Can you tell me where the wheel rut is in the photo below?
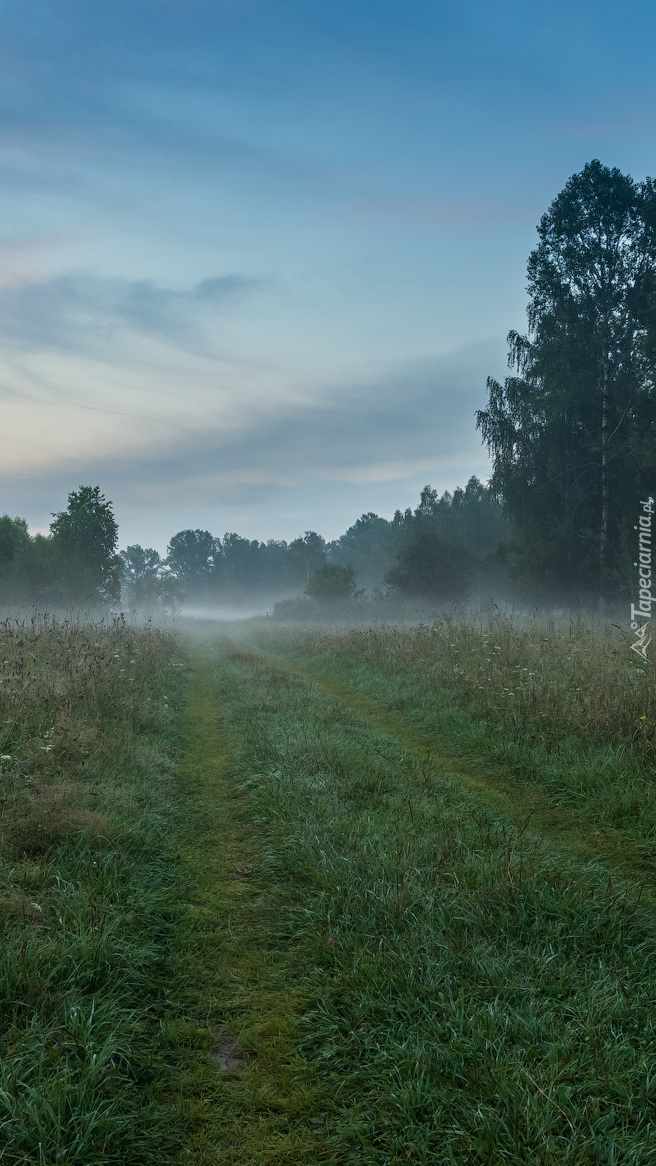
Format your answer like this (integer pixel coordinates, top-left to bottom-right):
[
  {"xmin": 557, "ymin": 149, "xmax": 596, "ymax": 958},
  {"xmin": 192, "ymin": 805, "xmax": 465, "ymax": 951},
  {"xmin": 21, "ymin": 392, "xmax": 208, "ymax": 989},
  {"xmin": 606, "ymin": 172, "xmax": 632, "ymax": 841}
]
[
  {"xmin": 225, "ymin": 638, "xmax": 656, "ymax": 903},
  {"xmin": 171, "ymin": 642, "xmax": 322, "ymax": 1165}
]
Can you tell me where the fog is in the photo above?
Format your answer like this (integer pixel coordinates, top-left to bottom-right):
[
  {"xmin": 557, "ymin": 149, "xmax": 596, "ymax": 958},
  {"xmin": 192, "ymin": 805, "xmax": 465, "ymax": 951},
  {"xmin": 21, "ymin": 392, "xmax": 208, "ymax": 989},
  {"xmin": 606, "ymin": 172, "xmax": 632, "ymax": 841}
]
[{"xmin": 180, "ymin": 603, "xmax": 275, "ymax": 623}]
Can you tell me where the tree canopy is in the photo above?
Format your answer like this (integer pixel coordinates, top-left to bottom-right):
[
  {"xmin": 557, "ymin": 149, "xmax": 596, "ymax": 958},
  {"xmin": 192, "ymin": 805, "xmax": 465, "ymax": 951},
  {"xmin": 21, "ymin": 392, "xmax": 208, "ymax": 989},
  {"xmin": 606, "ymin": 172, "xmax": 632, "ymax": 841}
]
[
  {"xmin": 477, "ymin": 160, "xmax": 656, "ymax": 602},
  {"xmin": 305, "ymin": 564, "xmax": 356, "ymax": 603},
  {"xmin": 50, "ymin": 486, "xmax": 122, "ymax": 605},
  {"xmin": 385, "ymin": 531, "xmax": 472, "ymax": 601}
]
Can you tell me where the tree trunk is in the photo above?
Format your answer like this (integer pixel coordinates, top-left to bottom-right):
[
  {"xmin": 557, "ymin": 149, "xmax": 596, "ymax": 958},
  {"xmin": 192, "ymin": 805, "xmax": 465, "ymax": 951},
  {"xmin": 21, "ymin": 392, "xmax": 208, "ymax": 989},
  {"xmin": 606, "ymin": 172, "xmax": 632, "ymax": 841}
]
[{"xmin": 599, "ymin": 358, "xmax": 609, "ymax": 607}]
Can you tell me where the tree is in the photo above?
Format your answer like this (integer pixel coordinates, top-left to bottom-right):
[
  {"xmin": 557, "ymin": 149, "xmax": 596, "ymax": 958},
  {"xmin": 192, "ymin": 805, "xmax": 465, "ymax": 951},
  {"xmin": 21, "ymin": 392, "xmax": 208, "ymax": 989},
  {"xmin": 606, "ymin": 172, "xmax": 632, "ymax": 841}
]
[
  {"xmin": 477, "ymin": 160, "xmax": 656, "ymax": 603},
  {"xmin": 385, "ymin": 531, "xmax": 472, "ymax": 601},
  {"xmin": 411, "ymin": 478, "xmax": 508, "ymax": 556},
  {"xmin": 0, "ymin": 517, "xmax": 32, "ymax": 603},
  {"xmin": 219, "ymin": 533, "xmax": 264, "ymax": 598},
  {"xmin": 330, "ymin": 513, "xmax": 402, "ymax": 589},
  {"xmin": 305, "ymin": 564, "xmax": 356, "ymax": 603},
  {"xmin": 120, "ymin": 545, "xmax": 164, "ymax": 610},
  {"xmin": 50, "ymin": 486, "xmax": 122, "ymax": 605},
  {"xmin": 0, "ymin": 516, "xmax": 30, "ymax": 572},
  {"xmin": 166, "ymin": 529, "xmax": 218, "ymax": 597},
  {"xmin": 289, "ymin": 531, "xmax": 326, "ymax": 582}
]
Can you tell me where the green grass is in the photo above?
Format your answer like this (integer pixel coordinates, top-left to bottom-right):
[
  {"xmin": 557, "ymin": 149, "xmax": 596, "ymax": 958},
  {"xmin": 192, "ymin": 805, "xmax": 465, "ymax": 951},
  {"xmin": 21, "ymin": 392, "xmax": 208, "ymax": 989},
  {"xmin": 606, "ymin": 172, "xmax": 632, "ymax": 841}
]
[
  {"xmin": 0, "ymin": 619, "xmax": 329, "ymax": 1164},
  {"xmin": 192, "ymin": 624, "xmax": 656, "ymax": 1163},
  {"xmin": 0, "ymin": 615, "xmax": 187, "ymax": 1164},
  {"xmin": 163, "ymin": 643, "xmax": 323, "ymax": 1164},
  {"xmin": 241, "ymin": 617, "xmax": 656, "ymax": 872},
  {"xmin": 4, "ymin": 612, "xmax": 656, "ymax": 1163}
]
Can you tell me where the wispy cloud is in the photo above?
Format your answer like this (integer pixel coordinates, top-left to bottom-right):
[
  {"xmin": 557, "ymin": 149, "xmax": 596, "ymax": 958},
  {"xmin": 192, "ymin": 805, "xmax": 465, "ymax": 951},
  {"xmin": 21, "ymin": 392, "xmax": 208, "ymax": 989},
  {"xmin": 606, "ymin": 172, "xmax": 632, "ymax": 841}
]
[
  {"xmin": 0, "ymin": 339, "xmax": 497, "ymax": 544},
  {"xmin": 0, "ymin": 271, "xmax": 260, "ymax": 354},
  {"xmin": 23, "ymin": 340, "xmax": 498, "ymax": 498}
]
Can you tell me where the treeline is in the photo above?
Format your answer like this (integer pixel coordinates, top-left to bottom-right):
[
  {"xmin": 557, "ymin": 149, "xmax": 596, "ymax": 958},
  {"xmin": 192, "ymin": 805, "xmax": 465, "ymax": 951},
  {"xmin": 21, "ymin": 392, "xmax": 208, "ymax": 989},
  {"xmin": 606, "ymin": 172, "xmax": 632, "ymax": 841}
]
[
  {"xmin": 0, "ymin": 477, "xmax": 508, "ymax": 611},
  {"xmin": 158, "ymin": 474, "xmax": 506, "ymax": 608}
]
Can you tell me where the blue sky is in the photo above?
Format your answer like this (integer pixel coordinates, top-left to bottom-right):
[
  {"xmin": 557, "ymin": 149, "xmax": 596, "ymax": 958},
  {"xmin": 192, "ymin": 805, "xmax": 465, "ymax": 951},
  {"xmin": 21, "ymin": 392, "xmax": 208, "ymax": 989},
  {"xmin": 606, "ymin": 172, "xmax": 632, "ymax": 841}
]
[{"xmin": 1, "ymin": 0, "xmax": 655, "ymax": 550}]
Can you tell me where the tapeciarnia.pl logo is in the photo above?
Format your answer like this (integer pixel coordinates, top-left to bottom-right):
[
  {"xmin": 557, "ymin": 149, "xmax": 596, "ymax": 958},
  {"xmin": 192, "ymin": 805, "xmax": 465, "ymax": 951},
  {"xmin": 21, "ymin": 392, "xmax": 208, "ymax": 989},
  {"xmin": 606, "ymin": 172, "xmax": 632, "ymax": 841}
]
[{"xmin": 630, "ymin": 499, "xmax": 653, "ymax": 661}]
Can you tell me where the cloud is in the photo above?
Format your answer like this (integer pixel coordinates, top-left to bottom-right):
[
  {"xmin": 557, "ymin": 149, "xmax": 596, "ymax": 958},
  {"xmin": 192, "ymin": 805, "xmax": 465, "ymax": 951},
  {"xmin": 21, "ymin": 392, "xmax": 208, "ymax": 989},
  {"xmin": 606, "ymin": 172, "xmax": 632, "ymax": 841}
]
[
  {"xmin": 0, "ymin": 336, "xmax": 500, "ymax": 546},
  {"xmin": 0, "ymin": 271, "xmax": 260, "ymax": 355},
  {"xmin": 27, "ymin": 340, "xmax": 498, "ymax": 500},
  {"xmin": 167, "ymin": 344, "xmax": 492, "ymax": 490}
]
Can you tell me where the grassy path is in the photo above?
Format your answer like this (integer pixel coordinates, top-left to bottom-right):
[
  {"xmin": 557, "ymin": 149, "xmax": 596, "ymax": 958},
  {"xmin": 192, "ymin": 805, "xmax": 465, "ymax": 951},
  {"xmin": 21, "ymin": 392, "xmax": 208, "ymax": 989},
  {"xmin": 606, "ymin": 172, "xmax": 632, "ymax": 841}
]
[
  {"xmin": 176, "ymin": 633, "xmax": 656, "ymax": 1164},
  {"xmin": 228, "ymin": 638, "xmax": 656, "ymax": 901},
  {"xmin": 169, "ymin": 643, "xmax": 322, "ymax": 1164}
]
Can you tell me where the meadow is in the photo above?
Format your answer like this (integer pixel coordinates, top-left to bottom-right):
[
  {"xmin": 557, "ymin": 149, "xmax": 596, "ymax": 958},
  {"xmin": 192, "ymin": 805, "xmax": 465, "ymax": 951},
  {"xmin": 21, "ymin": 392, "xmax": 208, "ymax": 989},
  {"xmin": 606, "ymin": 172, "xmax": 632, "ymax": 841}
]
[
  {"xmin": 0, "ymin": 615, "xmax": 187, "ymax": 1164},
  {"xmin": 1, "ymin": 611, "xmax": 655, "ymax": 1164}
]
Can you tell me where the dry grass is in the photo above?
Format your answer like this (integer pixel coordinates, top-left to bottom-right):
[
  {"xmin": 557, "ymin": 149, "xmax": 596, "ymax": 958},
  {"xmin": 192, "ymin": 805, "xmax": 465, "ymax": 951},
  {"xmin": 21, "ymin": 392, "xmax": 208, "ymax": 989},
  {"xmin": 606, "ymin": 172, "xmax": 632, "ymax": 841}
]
[{"xmin": 259, "ymin": 612, "xmax": 653, "ymax": 752}]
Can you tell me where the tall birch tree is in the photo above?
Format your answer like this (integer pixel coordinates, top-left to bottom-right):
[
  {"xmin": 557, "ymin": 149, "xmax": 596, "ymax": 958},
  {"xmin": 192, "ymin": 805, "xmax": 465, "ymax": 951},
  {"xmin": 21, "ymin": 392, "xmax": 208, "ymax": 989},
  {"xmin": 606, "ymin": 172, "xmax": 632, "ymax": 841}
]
[{"xmin": 477, "ymin": 160, "xmax": 656, "ymax": 603}]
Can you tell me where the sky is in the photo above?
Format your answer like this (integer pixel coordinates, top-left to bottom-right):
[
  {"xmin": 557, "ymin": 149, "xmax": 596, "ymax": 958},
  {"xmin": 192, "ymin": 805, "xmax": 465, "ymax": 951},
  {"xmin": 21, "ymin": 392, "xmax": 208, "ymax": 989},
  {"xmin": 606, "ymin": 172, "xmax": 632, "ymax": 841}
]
[{"xmin": 1, "ymin": 0, "xmax": 655, "ymax": 552}]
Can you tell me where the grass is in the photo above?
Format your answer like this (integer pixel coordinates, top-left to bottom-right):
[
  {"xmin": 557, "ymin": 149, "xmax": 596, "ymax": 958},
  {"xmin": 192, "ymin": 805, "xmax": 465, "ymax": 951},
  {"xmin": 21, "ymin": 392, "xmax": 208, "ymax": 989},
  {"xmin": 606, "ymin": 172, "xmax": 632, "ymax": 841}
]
[
  {"xmin": 0, "ymin": 620, "xmax": 327, "ymax": 1164},
  {"xmin": 0, "ymin": 614, "xmax": 186, "ymax": 1164},
  {"xmin": 195, "ymin": 618, "xmax": 656, "ymax": 1162},
  {"xmin": 162, "ymin": 642, "xmax": 323, "ymax": 1164},
  {"xmin": 242, "ymin": 615, "xmax": 656, "ymax": 869},
  {"xmin": 3, "ymin": 611, "xmax": 656, "ymax": 1163}
]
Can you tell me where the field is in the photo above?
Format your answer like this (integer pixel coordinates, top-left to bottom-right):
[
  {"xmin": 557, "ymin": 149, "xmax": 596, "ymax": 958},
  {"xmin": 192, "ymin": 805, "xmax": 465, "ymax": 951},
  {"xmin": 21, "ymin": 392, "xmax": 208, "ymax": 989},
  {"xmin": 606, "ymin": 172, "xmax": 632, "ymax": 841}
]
[{"xmin": 1, "ymin": 612, "xmax": 656, "ymax": 1163}]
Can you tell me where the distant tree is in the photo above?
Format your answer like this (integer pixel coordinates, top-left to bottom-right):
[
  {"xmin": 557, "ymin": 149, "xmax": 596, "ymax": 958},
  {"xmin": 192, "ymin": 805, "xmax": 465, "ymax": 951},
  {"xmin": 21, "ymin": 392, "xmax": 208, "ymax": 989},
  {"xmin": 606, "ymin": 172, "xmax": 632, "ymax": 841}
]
[
  {"xmin": 330, "ymin": 512, "xmax": 402, "ymax": 588},
  {"xmin": 0, "ymin": 516, "xmax": 30, "ymax": 572},
  {"xmin": 50, "ymin": 486, "xmax": 122, "ymax": 605},
  {"xmin": 212, "ymin": 534, "xmax": 300, "ymax": 601},
  {"xmin": 0, "ymin": 516, "xmax": 31, "ymax": 603},
  {"xmin": 412, "ymin": 478, "xmax": 507, "ymax": 554},
  {"xmin": 477, "ymin": 160, "xmax": 656, "ymax": 602},
  {"xmin": 157, "ymin": 571, "xmax": 185, "ymax": 612},
  {"xmin": 220, "ymin": 533, "xmax": 265, "ymax": 597},
  {"xmin": 306, "ymin": 563, "xmax": 356, "ymax": 603},
  {"xmin": 262, "ymin": 539, "xmax": 298, "ymax": 595},
  {"xmin": 385, "ymin": 531, "xmax": 472, "ymax": 601},
  {"xmin": 120, "ymin": 545, "xmax": 168, "ymax": 610},
  {"xmin": 325, "ymin": 483, "xmax": 509, "ymax": 597},
  {"xmin": 24, "ymin": 534, "xmax": 61, "ymax": 604},
  {"xmin": 289, "ymin": 531, "xmax": 327, "ymax": 581},
  {"xmin": 166, "ymin": 529, "xmax": 218, "ymax": 597}
]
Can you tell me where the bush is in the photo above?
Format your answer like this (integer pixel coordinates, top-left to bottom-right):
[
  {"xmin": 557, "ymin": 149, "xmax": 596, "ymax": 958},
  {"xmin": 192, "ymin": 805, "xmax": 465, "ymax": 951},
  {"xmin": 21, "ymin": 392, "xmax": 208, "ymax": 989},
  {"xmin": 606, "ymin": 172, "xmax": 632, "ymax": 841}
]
[{"xmin": 305, "ymin": 564, "xmax": 356, "ymax": 603}]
